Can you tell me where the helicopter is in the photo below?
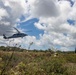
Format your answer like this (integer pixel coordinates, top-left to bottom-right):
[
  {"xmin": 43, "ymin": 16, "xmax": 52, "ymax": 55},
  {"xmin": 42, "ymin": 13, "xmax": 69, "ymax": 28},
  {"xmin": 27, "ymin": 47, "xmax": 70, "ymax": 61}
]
[{"xmin": 3, "ymin": 27, "xmax": 28, "ymax": 39}]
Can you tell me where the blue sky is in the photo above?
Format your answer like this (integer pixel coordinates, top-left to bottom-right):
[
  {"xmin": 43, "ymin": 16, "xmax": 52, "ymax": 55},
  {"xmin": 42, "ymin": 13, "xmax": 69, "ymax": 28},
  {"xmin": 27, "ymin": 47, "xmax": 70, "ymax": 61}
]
[
  {"xmin": 17, "ymin": 18, "xmax": 44, "ymax": 39},
  {"xmin": 67, "ymin": 19, "xmax": 75, "ymax": 25}
]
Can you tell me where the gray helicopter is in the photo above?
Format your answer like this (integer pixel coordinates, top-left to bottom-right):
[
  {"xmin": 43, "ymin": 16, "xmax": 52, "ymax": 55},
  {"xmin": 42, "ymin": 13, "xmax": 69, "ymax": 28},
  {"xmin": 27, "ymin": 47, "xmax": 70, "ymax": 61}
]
[{"xmin": 3, "ymin": 27, "xmax": 28, "ymax": 39}]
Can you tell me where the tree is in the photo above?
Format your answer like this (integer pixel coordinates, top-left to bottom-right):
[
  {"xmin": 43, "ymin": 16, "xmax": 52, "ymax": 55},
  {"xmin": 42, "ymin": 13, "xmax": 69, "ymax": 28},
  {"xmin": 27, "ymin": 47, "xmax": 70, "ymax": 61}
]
[
  {"xmin": 28, "ymin": 42, "xmax": 33, "ymax": 50},
  {"xmin": 75, "ymin": 47, "xmax": 76, "ymax": 53}
]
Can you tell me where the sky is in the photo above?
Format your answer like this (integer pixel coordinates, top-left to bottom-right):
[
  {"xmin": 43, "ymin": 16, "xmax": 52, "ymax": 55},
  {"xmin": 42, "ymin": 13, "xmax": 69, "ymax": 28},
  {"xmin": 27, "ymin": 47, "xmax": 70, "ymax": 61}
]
[{"xmin": 0, "ymin": 0, "xmax": 76, "ymax": 51}]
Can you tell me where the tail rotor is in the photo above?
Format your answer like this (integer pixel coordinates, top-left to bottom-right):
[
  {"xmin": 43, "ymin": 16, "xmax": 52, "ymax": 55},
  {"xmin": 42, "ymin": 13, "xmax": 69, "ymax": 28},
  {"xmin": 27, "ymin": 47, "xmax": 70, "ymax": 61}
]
[{"xmin": 3, "ymin": 34, "xmax": 8, "ymax": 39}]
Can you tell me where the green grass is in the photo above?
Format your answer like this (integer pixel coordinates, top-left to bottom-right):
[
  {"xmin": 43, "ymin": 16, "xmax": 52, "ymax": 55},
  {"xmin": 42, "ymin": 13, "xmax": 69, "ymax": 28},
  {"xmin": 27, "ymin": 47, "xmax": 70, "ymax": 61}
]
[{"xmin": 0, "ymin": 50, "xmax": 76, "ymax": 75}]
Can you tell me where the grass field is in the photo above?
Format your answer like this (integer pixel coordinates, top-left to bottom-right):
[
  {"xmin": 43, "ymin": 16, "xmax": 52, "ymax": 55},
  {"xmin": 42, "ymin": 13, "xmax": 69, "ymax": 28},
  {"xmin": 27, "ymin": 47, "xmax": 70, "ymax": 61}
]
[{"xmin": 0, "ymin": 49, "xmax": 76, "ymax": 75}]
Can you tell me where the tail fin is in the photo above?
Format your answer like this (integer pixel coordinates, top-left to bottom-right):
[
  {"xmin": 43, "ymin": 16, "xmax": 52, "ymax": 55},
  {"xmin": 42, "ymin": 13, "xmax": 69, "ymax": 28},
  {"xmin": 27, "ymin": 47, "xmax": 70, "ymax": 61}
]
[{"xmin": 3, "ymin": 34, "xmax": 8, "ymax": 39}]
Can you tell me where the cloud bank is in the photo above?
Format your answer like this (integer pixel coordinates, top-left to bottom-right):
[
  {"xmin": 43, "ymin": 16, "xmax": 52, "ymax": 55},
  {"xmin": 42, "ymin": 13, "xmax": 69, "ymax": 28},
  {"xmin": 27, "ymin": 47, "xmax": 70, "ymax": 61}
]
[
  {"xmin": 0, "ymin": 0, "xmax": 26, "ymax": 35},
  {"xmin": 0, "ymin": 0, "xmax": 76, "ymax": 51}
]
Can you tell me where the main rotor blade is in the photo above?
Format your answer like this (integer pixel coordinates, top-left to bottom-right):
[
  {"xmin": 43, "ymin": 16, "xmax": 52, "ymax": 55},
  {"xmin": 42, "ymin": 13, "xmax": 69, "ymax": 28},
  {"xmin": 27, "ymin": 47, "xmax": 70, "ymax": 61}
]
[{"xmin": 13, "ymin": 27, "xmax": 20, "ymax": 33}]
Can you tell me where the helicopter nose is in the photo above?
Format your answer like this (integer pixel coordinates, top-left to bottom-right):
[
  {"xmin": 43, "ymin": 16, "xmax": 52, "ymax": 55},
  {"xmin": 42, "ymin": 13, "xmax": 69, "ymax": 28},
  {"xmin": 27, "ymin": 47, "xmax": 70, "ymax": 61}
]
[{"xmin": 25, "ymin": 34, "xmax": 28, "ymax": 36}]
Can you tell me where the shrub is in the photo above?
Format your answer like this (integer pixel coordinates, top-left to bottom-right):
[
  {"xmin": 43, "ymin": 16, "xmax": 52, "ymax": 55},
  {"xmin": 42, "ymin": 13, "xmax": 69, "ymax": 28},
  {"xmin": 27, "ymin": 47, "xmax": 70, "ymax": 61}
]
[{"xmin": 42, "ymin": 57, "xmax": 67, "ymax": 75}]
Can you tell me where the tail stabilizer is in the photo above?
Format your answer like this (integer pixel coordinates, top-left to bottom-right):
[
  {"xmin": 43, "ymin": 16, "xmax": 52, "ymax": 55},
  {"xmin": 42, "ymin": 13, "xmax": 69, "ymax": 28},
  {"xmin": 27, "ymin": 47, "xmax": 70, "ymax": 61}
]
[{"xmin": 3, "ymin": 34, "xmax": 8, "ymax": 39}]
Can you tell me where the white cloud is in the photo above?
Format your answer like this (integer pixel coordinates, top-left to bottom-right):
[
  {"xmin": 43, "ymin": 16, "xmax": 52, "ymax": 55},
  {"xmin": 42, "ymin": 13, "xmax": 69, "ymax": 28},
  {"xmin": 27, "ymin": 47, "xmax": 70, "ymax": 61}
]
[
  {"xmin": 0, "ymin": 8, "xmax": 9, "ymax": 19},
  {"xmin": 27, "ymin": 0, "xmax": 76, "ymax": 51},
  {"xmin": 29, "ymin": 0, "xmax": 60, "ymax": 18},
  {"xmin": 34, "ymin": 22, "xmax": 46, "ymax": 30},
  {"xmin": 0, "ymin": 0, "xmax": 27, "ymax": 36}
]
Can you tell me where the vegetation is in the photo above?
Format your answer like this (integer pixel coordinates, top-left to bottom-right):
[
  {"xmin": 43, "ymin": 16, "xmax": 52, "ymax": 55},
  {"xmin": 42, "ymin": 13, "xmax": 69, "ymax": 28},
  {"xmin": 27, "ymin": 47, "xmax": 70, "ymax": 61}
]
[{"xmin": 0, "ymin": 46, "xmax": 76, "ymax": 75}]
